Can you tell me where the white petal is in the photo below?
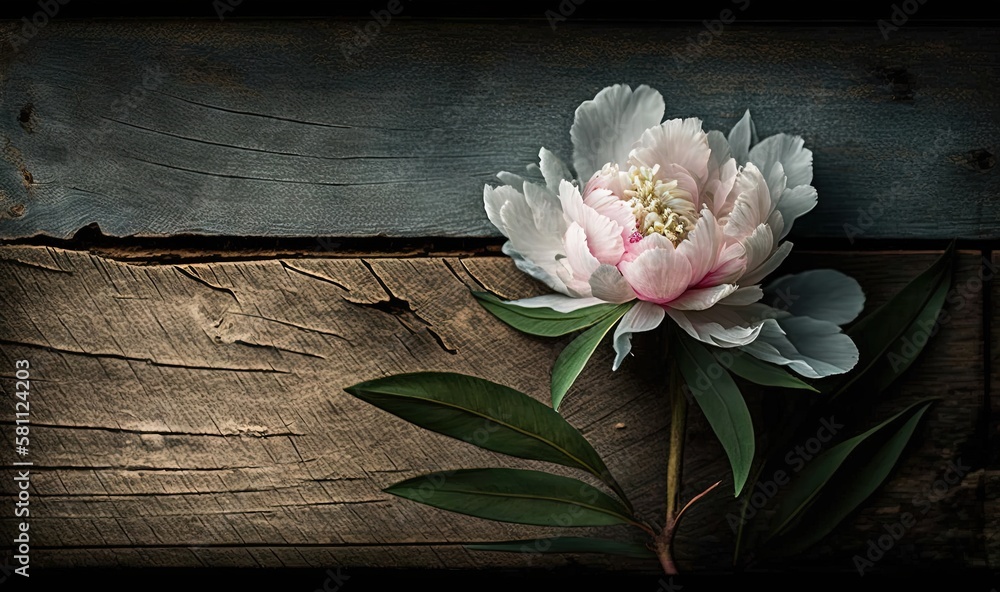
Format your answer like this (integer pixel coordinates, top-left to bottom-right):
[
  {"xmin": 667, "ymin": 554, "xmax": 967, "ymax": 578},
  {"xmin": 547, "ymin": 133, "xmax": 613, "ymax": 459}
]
[
  {"xmin": 539, "ymin": 148, "xmax": 573, "ymax": 193},
  {"xmin": 523, "ymin": 181, "xmax": 563, "ymax": 233},
  {"xmin": 502, "ymin": 242, "xmax": 567, "ymax": 295},
  {"xmin": 748, "ymin": 133, "xmax": 813, "ymax": 188},
  {"xmin": 589, "ymin": 264, "xmax": 637, "ymax": 303},
  {"xmin": 678, "ymin": 209, "xmax": 721, "ymax": 284},
  {"xmin": 707, "ymin": 129, "xmax": 733, "ymax": 169},
  {"xmin": 612, "ymin": 301, "xmax": 665, "ymax": 370},
  {"xmin": 666, "ymin": 284, "xmax": 738, "ymax": 311},
  {"xmin": 666, "ymin": 305, "xmax": 768, "ymax": 348},
  {"xmin": 724, "ymin": 163, "xmax": 772, "ymax": 239},
  {"xmin": 740, "ymin": 240, "xmax": 793, "ymax": 286},
  {"xmin": 496, "ymin": 171, "xmax": 526, "ymax": 193},
  {"xmin": 484, "ymin": 184, "xmax": 521, "ymax": 238},
  {"xmin": 719, "ymin": 285, "xmax": 763, "ymax": 306},
  {"xmin": 740, "ymin": 313, "xmax": 859, "ymax": 378},
  {"xmin": 499, "ymin": 187, "xmax": 570, "ymax": 293},
  {"xmin": 763, "ymin": 269, "xmax": 865, "ymax": 325},
  {"xmin": 559, "ymin": 223, "xmax": 601, "ymax": 296},
  {"xmin": 571, "ymin": 84, "xmax": 665, "ymax": 178},
  {"xmin": 764, "ymin": 161, "xmax": 787, "ymax": 206},
  {"xmin": 727, "ymin": 110, "xmax": 755, "ymax": 165},
  {"xmin": 630, "ymin": 118, "xmax": 712, "ymax": 183},
  {"xmin": 507, "ymin": 293, "xmax": 607, "ymax": 312},
  {"xmin": 775, "ymin": 185, "xmax": 818, "ymax": 240},
  {"xmin": 738, "ymin": 224, "xmax": 776, "ymax": 281}
]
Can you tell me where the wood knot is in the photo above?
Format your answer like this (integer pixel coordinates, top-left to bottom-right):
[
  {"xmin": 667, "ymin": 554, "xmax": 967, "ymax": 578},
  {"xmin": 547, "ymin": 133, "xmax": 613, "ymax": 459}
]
[
  {"xmin": 966, "ymin": 148, "xmax": 995, "ymax": 171},
  {"xmin": 882, "ymin": 65, "xmax": 914, "ymax": 101},
  {"xmin": 18, "ymin": 103, "xmax": 34, "ymax": 133}
]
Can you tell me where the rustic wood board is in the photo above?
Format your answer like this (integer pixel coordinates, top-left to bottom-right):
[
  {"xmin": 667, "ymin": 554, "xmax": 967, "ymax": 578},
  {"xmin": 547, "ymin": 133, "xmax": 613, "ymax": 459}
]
[
  {"xmin": 987, "ymin": 251, "xmax": 999, "ymax": 570},
  {"xmin": 0, "ymin": 247, "xmax": 986, "ymax": 571},
  {"xmin": 0, "ymin": 22, "xmax": 996, "ymax": 240}
]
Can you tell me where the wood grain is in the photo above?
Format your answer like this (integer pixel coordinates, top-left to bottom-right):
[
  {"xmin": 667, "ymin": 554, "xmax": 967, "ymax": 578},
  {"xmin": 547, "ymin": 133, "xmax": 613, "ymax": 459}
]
[
  {"xmin": 987, "ymin": 251, "xmax": 999, "ymax": 569},
  {"xmin": 0, "ymin": 247, "xmax": 986, "ymax": 571},
  {"xmin": 0, "ymin": 22, "xmax": 996, "ymax": 240}
]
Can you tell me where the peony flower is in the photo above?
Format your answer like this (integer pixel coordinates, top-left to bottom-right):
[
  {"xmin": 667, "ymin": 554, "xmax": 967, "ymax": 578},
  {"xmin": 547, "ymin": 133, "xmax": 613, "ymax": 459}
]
[{"xmin": 484, "ymin": 84, "xmax": 862, "ymax": 377}]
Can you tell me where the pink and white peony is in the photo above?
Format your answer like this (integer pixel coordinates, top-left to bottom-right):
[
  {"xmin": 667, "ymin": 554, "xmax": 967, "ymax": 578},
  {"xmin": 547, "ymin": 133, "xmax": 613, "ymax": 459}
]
[{"xmin": 484, "ymin": 84, "xmax": 862, "ymax": 377}]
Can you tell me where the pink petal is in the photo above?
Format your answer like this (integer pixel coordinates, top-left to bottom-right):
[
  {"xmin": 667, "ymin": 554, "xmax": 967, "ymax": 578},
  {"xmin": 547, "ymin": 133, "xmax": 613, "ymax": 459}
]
[
  {"xmin": 620, "ymin": 244, "xmax": 693, "ymax": 304},
  {"xmin": 677, "ymin": 209, "xmax": 721, "ymax": 285},
  {"xmin": 558, "ymin": 180, "xmax": 626, "ymax": 265}
]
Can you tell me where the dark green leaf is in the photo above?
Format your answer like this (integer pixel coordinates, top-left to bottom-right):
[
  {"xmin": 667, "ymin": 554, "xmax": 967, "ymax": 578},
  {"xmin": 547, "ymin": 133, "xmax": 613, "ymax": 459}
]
[
  {"xmin": 473, "ymin": 291, "xmax": 624, "ymax": 337},
  {"xmin": 674, "ymin": 334, "xmax": 755, "ymax": 496},
  {"xmin": 551, "ymin": 303, "xmax": 633, "ymax": 410},
  {"xmin": 385, "ymin": 468, "xmax": 638, "ymax": 527},
  {"xmin": 768, "ymin": 399, "xmax": 936, "ymax": 553},
  {"xmin": 865, "ymin": 277, "xmax": 951, "ymax": 394},
  {"xmin": 825, "ymin": 244, "xmax": 954, "ymax": 398},
  {"xmin": 717, "ymin": 350, "xmax": 819, "ymax": 392},
  {"xmin": 344, "ymin": 372, "xmax": 630, "ymax": 509},
  {"xmin": 466, "ymin": 537, "xmax": 655, "ymax": 559}
]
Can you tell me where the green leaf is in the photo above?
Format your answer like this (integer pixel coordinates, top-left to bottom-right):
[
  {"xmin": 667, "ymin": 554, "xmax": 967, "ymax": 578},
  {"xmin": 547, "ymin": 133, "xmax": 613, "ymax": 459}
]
[
  {"xmin": 551, "ymin": 303, "xmax": 633, "ymax": 410},
  {"xmin": 385, "ymin": 468, "xmax": 638, "ymax": 527},
  {"xmin": 864, "ymin": 275, "xmax": 951, "ymax": 394},
  {"xmin": 673, "ymin": 334, "xmax": 755, "ymax": 496},
  {"xmin": 768, "ymin": 399, "xmax": 936, "ymax": 553},
  {"xmin": 716, "ymin": 350, "xmax": 819, "ymax": 392},
  {"xmin": 466, "ymin": 537, "xmax": 655, "ymax": 559},
  {"xmin": 344, "ymin": 372, "xmax": 631, "ymax": 509},
  {"xmin": 473, "ymin": 291, "xmax": 624, "ymax": 337},
  {"xmin": 826, "ymin": 244, "xmax": 954, "ymax": 398}
]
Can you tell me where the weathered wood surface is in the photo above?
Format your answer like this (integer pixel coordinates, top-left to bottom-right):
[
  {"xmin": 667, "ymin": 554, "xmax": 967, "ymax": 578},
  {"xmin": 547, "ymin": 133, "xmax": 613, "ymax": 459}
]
[
  {"xmin": 0, "ymin": 247, "xmax": 987, "ymax": 570},
  {"xmin": 0, "ymin": 22, "xmax": 996, "ymax": 240},
  {"xmin": 987, "ymin": 252, "xmax": 1000, "ymax": 570}
]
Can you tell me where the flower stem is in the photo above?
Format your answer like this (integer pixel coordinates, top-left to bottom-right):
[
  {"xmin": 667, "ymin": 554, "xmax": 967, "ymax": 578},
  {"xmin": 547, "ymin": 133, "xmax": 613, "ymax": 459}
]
[
  {"xmin": 654, "ymin": 350, "xmax": 688, "ymax": 575},
  {"xmin": 665, "ymin": 358, "xmax": 687, "ymax": 522}
]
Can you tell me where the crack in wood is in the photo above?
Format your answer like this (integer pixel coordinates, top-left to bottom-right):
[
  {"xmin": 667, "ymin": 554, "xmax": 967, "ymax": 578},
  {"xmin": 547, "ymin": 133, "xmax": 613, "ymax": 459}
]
[
  {"xmin": 0, "ymin": 420, "xmax": 304, "ymax": 438},
  {"xmin": 0, "ymin": 338, "xmax": 291, "ymax": 374},
  {"xmin": 175, "ymin": 266, "xmax": 239, "ymax": 302},
  {"xmin": 223, "ymin": 311, "xmax": 352, "ymax": 344},
  {"xmin": 280, "ymin": 261, "xmax": 350, "ymax": 291},
  {"xmin": 355, "ymin": 259, "xmax": 457, "ymax": 355},
  {"xmin": 230, "ymin": 338, "xmax": 327, "ymax": 360}
]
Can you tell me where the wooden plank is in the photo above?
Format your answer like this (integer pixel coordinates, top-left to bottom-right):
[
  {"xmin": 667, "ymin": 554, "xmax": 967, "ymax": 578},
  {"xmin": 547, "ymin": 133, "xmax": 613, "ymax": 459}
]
[
  {"xmin": 0, "ymin": 22, "xmax": 996, "ymax": 240},
  {"xmin": 988, "ymin": 252, "xmax": 999, "ymax": 569},
  {"xmin": 0, "ymin": 248, "xmax": 987, "ymax": 570}
]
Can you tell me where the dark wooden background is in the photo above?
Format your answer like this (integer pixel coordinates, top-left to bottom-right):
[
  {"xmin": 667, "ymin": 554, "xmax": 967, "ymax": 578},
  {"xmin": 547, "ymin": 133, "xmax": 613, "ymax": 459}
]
[{"xmin": 0, "ymin": 6, "xmax": 997, "ymax": 585}]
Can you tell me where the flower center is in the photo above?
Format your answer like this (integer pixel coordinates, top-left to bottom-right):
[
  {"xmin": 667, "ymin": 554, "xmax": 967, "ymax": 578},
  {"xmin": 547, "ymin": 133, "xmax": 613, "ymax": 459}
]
[{"xmin": 623, "ymin": 164, "xmax": 695, "ymax": 245}]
